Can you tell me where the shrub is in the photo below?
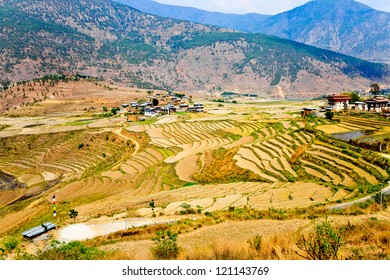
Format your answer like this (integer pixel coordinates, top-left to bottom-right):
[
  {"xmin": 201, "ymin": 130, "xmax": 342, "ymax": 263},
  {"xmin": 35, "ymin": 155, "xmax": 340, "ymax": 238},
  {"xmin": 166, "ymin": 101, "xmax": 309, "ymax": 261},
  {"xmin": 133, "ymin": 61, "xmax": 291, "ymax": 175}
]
[
  {"xmin": 111, "ymin": 107, "xmax": 120, "ymax": 115},
  {"xmin": 18, "ymin": 241, "xmax": 104, "ymax": 260},
  {"xmin": 196, "ymin": 205, "xmax": 204, "ymax": 214},
  {"xmin": 297, "ymin": 218, "xmax": 343, "ymax": 260},
  {"xmin": 68, "ymin": 209, "xmax": 78, "ymax": 222},
  {"xmin": 177, "ymin": 203, "xmax": 197, "ymax": 215},
  {"xmin": 2, "ymin": 237, "xmax": 18, "ymax": 252},
  {"xmin": 325, "ymin": 111, "xmax": 334, "ymax": 120},
  {"xmin": 248, "ymin": 234, "xmax": 262, "ymax": 253},
  {"xmin": 151, "ymin": 230, "xmax": 180, "ymax": 260}
]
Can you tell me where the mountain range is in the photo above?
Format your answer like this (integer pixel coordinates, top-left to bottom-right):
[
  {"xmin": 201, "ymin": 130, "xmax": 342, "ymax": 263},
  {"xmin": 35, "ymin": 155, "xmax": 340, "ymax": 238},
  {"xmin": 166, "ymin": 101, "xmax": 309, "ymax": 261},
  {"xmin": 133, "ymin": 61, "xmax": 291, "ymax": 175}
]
[
  {"xmin": 0, "ymin": 0, "xmax": 389, "ymax": 95},
  {"xmin": 115, "ymin": 0, "xmax": 390, "ymax": 63},
  {"xmin": 113, "ymin": 0, "xmax": 270, "ymax": 33}
]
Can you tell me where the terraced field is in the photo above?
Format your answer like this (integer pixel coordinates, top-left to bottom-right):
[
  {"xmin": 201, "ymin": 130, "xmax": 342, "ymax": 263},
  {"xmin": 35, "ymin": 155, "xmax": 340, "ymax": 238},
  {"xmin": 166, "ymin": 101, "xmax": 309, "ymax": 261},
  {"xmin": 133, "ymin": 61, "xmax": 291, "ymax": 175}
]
[
  {"xmin": 234, "ymin": 125, "xmax": 314, "ymax": 183},
  {"xmin": 318, "ymin": 115, "xmax": 390, "ymax": 134},
  {"xmin": 1, "ymin": 100, "xmax": 390, "ymax": 239},
  {"xmin": 335, "ymin": 116, "xmax": 390, "ymax": 130}
]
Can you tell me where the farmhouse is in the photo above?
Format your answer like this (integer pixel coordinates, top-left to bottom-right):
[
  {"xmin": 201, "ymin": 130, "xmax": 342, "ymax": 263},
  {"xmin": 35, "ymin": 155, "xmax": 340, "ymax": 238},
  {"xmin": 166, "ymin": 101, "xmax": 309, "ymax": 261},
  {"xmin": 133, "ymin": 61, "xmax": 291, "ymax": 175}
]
[
  {"xmin": 194, "ymin": 103, "xmax": 204, "ymax": 112},
  {"xmin": 144, "ymin": 107, "xmax": 157, "ymax": 117},
  {"xmin": 354, "ymin": 101, "xmax": 368, "ymax": 111},
  {"xmin": 364, "ymin": 95, "xmax": 390, "ymax": 112},
  {"xmin": 186, "ymin": 107, "xmax": 196, "ymax": 112},
  {"xmin": 160, "ymin": 105, "xmax": 176, "ymax": 115},
  {"xmin": 327, "ymin": 95, "xmax": 351, "ymax": 111}
]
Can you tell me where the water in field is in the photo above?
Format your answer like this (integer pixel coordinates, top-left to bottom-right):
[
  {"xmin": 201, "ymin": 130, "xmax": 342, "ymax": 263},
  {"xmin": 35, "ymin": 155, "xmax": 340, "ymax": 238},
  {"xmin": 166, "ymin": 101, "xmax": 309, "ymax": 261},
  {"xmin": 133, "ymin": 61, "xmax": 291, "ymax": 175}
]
[
  {"xmin": 331, "ymin": 130, "xmax": 376, "ymax": 142},
  {"xmin": 331, "ymin": 129, "xmax": 390, "ymax": 143}
]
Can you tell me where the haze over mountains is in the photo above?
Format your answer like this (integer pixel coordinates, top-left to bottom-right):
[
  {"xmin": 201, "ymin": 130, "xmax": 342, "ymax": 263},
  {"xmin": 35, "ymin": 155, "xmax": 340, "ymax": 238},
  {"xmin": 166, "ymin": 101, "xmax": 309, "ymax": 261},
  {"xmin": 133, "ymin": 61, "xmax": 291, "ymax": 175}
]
[
  {"xmin": 115, "ymin": 0, "xmax": 390, "ymax": 63},
  {"xmin": 0, "ymin": 0, "xmax": 389, "ymax": 95}
]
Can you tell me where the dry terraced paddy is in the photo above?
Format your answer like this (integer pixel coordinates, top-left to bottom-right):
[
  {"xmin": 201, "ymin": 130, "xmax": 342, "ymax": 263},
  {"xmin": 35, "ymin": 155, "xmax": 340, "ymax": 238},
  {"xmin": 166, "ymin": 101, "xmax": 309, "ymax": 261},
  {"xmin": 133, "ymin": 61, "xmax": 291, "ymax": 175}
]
[
  {"xmin": 318, "ymin": 116, "xmax": 390, "ymax": 135},
  {"xmin": 234, "ymin": 130, "xmax": 309, "ymax": 183},
  {"xmin": 76, "ymin": 180, "xmax": 345, "ymax": 219},
  {"xmin": 2, "ymin": 103, "xmax": 390, "ymax": 238}
]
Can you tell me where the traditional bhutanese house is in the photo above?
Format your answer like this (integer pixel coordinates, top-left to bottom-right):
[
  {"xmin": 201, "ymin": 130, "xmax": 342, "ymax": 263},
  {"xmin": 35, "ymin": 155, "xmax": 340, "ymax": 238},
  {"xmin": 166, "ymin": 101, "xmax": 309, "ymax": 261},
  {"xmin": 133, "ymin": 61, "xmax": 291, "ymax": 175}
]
[
  {"xmin": 194, "ymin": 103, "xmax": 204, "ymax": 112},
  {"xmin": 179, "ymin": 103, "xmax": 189, "ymax": 109},
  {"xmin": 364, "ymin": 95, "xmax": 390, "ymax": 112},
  {"xmin": 144, "ymin": 107, "xmax": 157, "ymax": 117},
  {"xmin": 158, "ymin": 104, "xmax": 176, "ymax": 115},
  {"xmin": 354, "ymin": 101, "xmax": 368, "ymax": 111},
  {"xmin": 326, "ymin": 95, "xmax": 351, "ymax": 111},
  {"xmin": 186, "ymin": 107, "xmax": 196, "ymax": 112}
]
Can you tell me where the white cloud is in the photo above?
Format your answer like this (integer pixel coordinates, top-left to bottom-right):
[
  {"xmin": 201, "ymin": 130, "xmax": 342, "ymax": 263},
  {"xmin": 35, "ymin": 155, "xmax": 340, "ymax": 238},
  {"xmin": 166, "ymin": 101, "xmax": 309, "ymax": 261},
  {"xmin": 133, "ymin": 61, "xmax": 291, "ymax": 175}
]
[{"xmin": 153, "ymin": 0, "xmax": 390, "ymax": 14}]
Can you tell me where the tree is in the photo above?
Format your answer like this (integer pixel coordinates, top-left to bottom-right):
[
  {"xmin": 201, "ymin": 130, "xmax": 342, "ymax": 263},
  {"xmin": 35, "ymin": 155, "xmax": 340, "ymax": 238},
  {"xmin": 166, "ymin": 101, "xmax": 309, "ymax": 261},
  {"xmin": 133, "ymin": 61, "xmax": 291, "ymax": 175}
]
[
  {"xmin": 296, "ymin": 219, "xmax": 343, "ymax": 260},
  {"xmin": 152, "ymin": 98, "xmax": 159, "ymax": 107},
  {"xmin": 149, "ymin": 199, "xmax": 156, "ymax": 217},
  {"xmin": 347, "ymin": 91, "xmax": 361, "ymax": 104},
  {"xmin": 111, "ymin": 107, "xmax": 120, "ymax": 115},
  {"xmin": 325, "ymin": 111, "xmax": 334, "ymax": 120},
  {"xmin": 175, "ymin": 93, "xmax": 185, "ymax": 98},
  {"xmin": 370, "ymin": 83, "xmax": 380, "ymax": 95},
  {"xmin": 0, "ymin": 80, "xmax": 11, "ymax": 91},
  {"xmin": 68, "ymin": 209, "xmax": 78, "ymax": 223}
]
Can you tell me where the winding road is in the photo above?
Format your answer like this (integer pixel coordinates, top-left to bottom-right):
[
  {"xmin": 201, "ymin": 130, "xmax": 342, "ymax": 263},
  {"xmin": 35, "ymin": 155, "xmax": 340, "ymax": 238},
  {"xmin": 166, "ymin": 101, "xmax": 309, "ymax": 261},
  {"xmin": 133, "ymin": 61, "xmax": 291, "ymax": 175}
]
[{"xmin": 328, "ymin": 182, "xmax": 390, "ymax": 210}]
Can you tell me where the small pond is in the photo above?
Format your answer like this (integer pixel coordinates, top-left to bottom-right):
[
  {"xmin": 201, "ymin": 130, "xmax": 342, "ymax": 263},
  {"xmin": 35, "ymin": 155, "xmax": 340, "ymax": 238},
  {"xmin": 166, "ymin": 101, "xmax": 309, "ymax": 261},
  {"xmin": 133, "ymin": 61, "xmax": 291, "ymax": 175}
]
[
  {"xmin": 331, "ymin": 129, "xmax": 384, "ymax": 142},
  {"xmin": 331, "ymin": 130, "xmax": 376, "ymax": 142},
  {"xmin": 0, "ymin": 170, "xmax": 26, "ymax": 190}
]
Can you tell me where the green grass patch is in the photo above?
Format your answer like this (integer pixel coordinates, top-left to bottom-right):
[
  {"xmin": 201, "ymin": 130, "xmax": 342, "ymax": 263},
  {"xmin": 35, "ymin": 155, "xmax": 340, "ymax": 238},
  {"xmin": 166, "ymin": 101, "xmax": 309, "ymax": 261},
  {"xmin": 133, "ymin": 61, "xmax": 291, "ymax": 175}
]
[
  {"xmin": 65, "ymin": 120, "xmax": 95, "ymax": 126},
  {"xmin": 17, "ymin": 241, "xmax": 105, "ymax": 260}
]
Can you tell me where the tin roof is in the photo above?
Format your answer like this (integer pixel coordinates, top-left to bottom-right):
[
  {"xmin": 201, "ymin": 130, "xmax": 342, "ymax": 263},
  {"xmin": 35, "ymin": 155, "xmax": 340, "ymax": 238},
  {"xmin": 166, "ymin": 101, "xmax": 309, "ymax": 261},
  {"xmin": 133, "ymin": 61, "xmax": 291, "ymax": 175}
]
[
  {"xmin": 22, "ymin": 222, "xmax": 56, "ymax": 239},
  {"xmin": 327, "ymin": 95, "xmax": 351, "ymax": 101}
]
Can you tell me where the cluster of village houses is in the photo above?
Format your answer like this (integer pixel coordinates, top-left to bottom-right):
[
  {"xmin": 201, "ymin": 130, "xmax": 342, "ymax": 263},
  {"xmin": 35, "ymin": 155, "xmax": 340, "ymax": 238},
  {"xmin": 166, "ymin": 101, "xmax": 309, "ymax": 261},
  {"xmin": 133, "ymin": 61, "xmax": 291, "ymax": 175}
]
[
  {"xmin": 302, "ymin": 94, "xmax": 390, "ymax": 116},
  {"xmin": 119, "ymin": 91, "xmax": 204, "ymax": 119}
]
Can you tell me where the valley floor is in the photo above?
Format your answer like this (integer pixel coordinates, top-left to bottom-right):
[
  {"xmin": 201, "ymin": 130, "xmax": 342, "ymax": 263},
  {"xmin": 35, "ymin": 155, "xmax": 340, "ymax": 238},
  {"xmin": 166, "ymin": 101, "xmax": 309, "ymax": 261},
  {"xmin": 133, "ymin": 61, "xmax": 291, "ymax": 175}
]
[{"xmin": 1, "ymin": 82, "xmax": 389, "ymax": 260}]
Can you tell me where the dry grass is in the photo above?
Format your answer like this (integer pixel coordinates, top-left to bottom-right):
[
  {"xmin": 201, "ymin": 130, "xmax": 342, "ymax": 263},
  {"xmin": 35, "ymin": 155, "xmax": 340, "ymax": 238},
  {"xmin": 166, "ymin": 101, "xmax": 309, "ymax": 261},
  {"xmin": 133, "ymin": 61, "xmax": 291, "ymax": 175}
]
[
  {"xmin": 341, "ymin": 219, "xmax": 390, "ymax": 260},
  {"xmin": 315, "ymin": 125, "xmax": 352, "ymax": 134},
  {"xmin": 175, "ymin": 155, "xmax": 198, "ymax": 182},
  {"xmin": 182, "ymin": 241, "xmax": 257, "ymax": 260},
  {"xmin": 181, "ymin": 234, "xmax": 300, "ymax": 260}
]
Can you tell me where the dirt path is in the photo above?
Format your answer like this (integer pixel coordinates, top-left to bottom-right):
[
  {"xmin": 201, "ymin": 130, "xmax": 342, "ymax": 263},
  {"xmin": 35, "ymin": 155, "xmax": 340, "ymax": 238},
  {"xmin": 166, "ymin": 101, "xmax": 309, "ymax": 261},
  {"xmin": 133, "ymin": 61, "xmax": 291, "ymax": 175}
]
[{"xmin": 113, "ymin": 128, "xmax": 140, "ymax": 156}]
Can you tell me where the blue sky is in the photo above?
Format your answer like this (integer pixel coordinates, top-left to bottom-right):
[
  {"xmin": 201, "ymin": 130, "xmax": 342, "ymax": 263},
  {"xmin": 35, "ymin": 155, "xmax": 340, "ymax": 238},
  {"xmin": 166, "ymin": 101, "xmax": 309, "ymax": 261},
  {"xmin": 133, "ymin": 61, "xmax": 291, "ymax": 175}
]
[{"xmin": 154, "ymin": 0, "xmax": 390, "ymax": 14}]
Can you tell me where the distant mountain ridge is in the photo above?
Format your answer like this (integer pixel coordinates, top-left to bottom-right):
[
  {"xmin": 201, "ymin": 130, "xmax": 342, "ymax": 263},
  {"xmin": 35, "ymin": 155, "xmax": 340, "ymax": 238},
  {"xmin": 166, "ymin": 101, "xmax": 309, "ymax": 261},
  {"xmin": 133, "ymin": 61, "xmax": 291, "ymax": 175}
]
[
  {"xmin": 113, "ymin": 0, "xmax": 270, "ymax": 33},
  {"xmin": 255, "ymin": 0, "xmax": 390, "ymax": 63},
  {"xmin": 116, "ymin": 0, "xmax": 390, "ymax": 63},
  {"xmin": 0, "ymin": 0, "xmax": 389, "ymax": 95}
]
